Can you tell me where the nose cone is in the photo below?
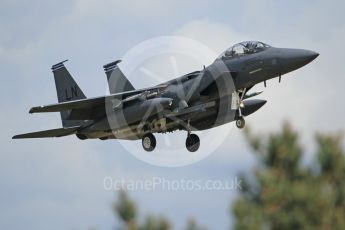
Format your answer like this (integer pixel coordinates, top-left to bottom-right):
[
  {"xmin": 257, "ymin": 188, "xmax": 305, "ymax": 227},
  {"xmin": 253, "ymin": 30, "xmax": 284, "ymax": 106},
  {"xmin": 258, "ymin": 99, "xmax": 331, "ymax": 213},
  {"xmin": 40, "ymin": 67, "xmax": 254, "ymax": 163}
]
[{"xmin": 279, "ymin": 48, "xmax": 319, "ymax": 74}]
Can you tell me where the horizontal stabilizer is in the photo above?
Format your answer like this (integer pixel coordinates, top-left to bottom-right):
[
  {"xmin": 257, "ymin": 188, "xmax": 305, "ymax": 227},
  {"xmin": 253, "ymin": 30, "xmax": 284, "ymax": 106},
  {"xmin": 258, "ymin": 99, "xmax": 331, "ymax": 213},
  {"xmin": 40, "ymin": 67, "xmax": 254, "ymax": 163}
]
[{"xmin": 12, "ymin": 126, "xmax": 79, "ymax": 139}]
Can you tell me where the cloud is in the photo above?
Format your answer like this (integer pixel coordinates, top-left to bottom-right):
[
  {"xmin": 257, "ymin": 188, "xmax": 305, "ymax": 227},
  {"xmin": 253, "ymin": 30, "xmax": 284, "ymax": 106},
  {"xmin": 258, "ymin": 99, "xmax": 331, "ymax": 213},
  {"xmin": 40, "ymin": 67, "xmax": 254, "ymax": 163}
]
[
  {"xmin": 1, "ymin": 1, "xmax": 345, "ymax": 229},
  {"xmin": 73, "ymin": 0, "xmax": 181, "ymax": 18},
  {"xmin": 174, "ymin": 19, "xmax": 248, "ymax": 54}
]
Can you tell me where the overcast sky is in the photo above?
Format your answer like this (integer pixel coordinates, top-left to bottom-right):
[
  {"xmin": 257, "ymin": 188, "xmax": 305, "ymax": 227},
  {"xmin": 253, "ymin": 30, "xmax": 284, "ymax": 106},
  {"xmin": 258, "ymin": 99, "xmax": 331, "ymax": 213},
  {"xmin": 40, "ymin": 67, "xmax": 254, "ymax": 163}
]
[{"xmin": 1, "ymin": 0, "xmax": 345, "ymax": 229}]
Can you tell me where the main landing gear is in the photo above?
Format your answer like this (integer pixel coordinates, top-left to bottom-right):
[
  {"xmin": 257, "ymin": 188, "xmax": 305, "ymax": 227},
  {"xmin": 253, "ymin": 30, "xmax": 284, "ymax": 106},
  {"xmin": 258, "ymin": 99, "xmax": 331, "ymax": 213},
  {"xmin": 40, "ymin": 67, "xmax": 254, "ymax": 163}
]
[
  {"xmin": 142, "ymin": 133, "xmax": 156, "ymax": 152},
  {"xmin": 141, "ymin": 132, "xmax": 200, "ymax": 152},
  {"xmin": 185, "ymin": 120, "xmax": 200, "ymax": 152},
  {"xmin": 185, "ymin": 133, "xmax": 200, "ymax": 152}
]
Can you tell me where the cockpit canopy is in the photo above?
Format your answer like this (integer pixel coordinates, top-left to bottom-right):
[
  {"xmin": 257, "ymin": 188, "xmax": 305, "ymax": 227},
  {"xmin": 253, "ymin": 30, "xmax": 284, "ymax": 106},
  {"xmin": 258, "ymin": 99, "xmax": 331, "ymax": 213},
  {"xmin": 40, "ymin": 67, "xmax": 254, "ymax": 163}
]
[{"xmin": 218, "ymin": 41, "xmax": 271, "ymax": 59}]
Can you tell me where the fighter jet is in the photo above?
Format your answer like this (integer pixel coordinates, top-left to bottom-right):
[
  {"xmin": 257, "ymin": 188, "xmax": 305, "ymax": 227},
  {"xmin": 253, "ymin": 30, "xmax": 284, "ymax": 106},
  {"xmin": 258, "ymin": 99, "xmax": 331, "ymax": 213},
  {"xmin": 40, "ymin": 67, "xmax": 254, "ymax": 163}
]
[{"xmin": 13, "ymin": 41, "xmax": 318, "ymax": 152}]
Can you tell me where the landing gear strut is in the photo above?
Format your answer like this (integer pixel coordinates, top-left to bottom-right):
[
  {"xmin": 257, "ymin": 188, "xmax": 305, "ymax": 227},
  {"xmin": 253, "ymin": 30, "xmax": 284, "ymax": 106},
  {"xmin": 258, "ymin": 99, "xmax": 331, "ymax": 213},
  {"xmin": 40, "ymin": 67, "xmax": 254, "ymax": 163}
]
[
  {"xmin": 186, "ymin": 133, "xmax": 200, "ymax": 152},
  {"xmin": 236, "ymin": 88, "xmax": 246, "ymax": 129},
  {"xmin": 142, "ymin": 133, "xmax": 156, "ymax": 152},
  {"xmin": 185, "ymin": 120, "xmax": 200, "ymax": 152}
]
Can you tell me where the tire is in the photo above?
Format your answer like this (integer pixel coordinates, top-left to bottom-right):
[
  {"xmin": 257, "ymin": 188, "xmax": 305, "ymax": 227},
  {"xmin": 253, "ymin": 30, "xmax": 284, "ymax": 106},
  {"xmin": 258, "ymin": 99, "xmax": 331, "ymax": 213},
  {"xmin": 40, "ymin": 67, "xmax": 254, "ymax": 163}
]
[
  {"xmin": 236, "ymin": 117, "xmax": 245, "ymax": 129},
  {"xmin": 142, "ymin": 133, "xmax": 156, "ymax": 152},
  {"xmin": 186, "ymin": 134, "xmax": 200, "ymax": 152}
]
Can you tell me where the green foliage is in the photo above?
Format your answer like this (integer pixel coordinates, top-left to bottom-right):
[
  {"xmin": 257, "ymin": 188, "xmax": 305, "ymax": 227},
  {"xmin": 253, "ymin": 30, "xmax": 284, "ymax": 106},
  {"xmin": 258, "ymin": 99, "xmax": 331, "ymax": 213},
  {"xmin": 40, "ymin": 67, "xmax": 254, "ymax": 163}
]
[
  {"xmin": 233, "ymin": 123, "xmax": 345, "ymax": 230},
  {"xmin": 112, "ymin": 123, "xmax": 345, "ymax": 230},
  {"xmin": 114, "ymin": 191, "xmax": 137, "ymax": 230},
  {"xmin": 184, "ymin": 218, "xmax": 206, "ymax": 230},
  {"xmin": 114, "ymin": 192, "xmax": 207, "ymax": 230},
  {"xmin": 139, "ymin": 216, "xmax": 171, "ymax": 230}
]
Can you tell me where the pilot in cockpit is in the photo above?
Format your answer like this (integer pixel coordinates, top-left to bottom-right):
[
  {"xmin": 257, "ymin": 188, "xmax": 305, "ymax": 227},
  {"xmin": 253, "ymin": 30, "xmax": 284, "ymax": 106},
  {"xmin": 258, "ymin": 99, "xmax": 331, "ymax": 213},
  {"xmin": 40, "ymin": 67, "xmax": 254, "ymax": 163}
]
[{"xmin": 220, "ymin": 41, "xmax": 270, "ymax": 59}]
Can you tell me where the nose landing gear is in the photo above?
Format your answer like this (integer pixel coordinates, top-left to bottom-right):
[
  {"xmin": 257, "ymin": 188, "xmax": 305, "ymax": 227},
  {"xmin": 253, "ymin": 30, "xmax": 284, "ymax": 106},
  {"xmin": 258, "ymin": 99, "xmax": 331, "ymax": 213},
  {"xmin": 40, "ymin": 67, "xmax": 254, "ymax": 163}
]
[
  {"xmin": 235, "ymin": 88, "xmax": 246, "ymax": 129},
  {"xmin": 236, "ymin": 117, "xmax": 245, "ymax": 129}
]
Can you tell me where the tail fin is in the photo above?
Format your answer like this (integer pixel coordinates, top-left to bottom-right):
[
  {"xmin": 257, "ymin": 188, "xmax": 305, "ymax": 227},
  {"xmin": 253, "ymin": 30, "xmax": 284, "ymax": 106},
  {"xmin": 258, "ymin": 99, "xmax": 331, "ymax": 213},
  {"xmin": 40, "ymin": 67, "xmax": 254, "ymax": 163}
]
[
  {"xmin": 51, "ymin": 60, "xmax": 86, "ymax": 127},
  {"xmin": 103, "ymin": 60, "xmax": 135, "ymax": 94}
]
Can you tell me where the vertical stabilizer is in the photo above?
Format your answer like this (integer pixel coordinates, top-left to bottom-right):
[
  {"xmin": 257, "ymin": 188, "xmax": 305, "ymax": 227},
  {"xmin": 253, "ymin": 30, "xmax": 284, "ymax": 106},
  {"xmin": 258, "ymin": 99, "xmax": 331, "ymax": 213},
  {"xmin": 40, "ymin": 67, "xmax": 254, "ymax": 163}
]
[
  {"xmin": 51, "ymin": 60, "xmax": 87, "ymax": 127},
  {"xmin": 103, "ymin": 60, "xmax": 135, "ymax": 94}
]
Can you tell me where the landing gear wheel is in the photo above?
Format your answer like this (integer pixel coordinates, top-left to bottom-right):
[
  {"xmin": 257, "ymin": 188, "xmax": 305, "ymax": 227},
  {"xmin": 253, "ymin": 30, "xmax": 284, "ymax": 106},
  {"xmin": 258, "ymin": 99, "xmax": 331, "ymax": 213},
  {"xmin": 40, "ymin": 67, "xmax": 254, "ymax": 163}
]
[
  {"xmin": 142, "ymin": 133, "xmax": 156, "ymax": 152},
  {"xmin": 236, "ymin": 117, "xmax": 245, "ymax": 129},
  {"xmin": 186, "ymin": 134, "xmax": 200, "ymax": 152}
]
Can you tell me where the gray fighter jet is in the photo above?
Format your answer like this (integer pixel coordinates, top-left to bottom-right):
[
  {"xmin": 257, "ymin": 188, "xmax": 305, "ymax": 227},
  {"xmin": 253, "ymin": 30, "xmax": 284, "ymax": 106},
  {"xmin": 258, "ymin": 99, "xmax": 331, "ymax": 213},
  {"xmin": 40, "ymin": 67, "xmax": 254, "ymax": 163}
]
[{"xmin": 13, "ymin": 41, "xmax": 318, "ymax": 152}]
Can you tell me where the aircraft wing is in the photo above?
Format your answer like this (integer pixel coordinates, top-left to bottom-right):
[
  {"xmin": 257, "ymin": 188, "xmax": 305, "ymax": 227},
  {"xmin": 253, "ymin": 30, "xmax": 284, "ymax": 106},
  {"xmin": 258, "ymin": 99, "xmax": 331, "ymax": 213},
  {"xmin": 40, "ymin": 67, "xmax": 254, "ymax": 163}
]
[
  {"xmin": 12, "ymin": 126, "xmax": 79, "ymax": 139},
  {"xmin": 29, "ymin": 85, "xmax": 167, "ymax": 114}
]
